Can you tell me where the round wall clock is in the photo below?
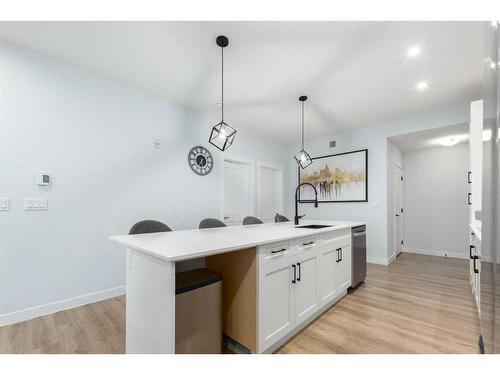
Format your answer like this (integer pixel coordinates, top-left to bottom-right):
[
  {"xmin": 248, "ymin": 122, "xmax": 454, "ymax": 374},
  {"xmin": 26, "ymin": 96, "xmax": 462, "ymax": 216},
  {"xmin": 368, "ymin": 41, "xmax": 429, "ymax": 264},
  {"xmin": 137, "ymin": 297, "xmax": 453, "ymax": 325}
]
[{"xmin": 188, "ymin": 146, "xmax": 214, "ymax": 176}]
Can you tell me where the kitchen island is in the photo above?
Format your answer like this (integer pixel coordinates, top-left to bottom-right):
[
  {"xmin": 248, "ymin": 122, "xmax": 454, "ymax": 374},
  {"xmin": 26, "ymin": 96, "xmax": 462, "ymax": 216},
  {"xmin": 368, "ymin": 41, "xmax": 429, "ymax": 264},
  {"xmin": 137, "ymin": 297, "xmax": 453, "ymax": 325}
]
[{"xmin": 110, "ymin": 220, "xmax": 365, "ymax": 354}]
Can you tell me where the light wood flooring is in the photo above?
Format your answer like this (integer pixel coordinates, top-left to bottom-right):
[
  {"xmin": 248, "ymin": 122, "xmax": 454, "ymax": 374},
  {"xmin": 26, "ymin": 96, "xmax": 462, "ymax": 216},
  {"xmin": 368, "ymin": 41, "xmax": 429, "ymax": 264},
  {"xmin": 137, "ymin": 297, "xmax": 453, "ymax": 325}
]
[{"xmin": 0, "ymin": 253, "xmax": 479, "ymax": 354}]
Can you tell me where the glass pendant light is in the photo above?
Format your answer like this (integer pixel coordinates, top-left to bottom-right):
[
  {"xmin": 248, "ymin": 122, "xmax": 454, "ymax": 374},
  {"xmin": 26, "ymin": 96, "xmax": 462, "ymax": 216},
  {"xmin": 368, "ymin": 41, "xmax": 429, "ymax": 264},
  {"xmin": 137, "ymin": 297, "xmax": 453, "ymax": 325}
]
[
  {"xmin": 209, "ymin": 35, "xmax": 237, "ymax": 151},
  {"xmin": 294, "ymin": 95, "xmax": 313, "ymax": 169}
]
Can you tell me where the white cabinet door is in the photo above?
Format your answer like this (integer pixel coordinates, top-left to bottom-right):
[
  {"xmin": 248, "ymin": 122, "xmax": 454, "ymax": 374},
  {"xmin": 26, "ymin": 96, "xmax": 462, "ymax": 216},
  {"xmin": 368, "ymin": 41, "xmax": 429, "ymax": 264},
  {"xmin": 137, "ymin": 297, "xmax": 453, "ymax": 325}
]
[
  {"xmin": 295, "ymin": 250, "xmax": 319, "ymax": 325},
  {"xmin": 258, "ymin": 257, "xmax": 295, "ymax": 351},
  {"xmin": 337, "ymin": 243, "xmax": 352, "ymax": 291},
  {"xmin": 318, "ymin": 244, "xmax": 338, "ymax": 306}
]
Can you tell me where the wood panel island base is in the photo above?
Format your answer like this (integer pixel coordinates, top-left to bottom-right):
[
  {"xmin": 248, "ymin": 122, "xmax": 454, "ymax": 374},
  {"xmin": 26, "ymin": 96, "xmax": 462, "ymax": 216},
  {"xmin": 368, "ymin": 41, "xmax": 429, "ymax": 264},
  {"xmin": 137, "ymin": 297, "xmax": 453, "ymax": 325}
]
[{"xmin": 109, "ymin": 220, "xmax": 365, "ymax": 354}]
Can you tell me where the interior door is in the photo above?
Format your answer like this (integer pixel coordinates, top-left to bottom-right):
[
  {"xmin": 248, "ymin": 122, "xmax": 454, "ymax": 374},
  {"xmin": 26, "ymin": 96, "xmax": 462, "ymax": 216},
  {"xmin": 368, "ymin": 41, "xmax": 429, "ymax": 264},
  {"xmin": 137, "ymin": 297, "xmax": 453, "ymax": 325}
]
[
  {"xmin": 258, "ymin": 257, "xmax": 295, "ymax": 352},
  {"xmin": 223, "ymin": 160, "xmax": 250, "ymax": 225},
  {"xmin": 258, "ymin": 165, "xmax": 282, "ymax": 222},
  {"xmin": 394, "ymin": 166, "xmax": 403, "ymax": 256},
  {"xmin": 294, "ymin": 250, "xmax": 319, "ymax": 325}
]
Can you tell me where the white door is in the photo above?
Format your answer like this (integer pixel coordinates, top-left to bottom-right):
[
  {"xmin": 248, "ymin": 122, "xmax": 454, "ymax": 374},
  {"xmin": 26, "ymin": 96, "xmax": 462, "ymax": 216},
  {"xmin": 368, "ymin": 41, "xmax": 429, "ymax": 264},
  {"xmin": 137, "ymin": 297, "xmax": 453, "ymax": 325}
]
[
  {"xmin": 336, "ymin": 243, "xmax": 352, "ymax": 291},
  {"xmin": 394, "ymin": 166, "xmax": 403, "ymax": 256},
  {"xmin": 318, "ymin": 244, "xmax": 338, "ymax": 306},
  {"xmin": 294, "ymin": 250, "xmax": 319, "ymax": 325},
  {"xmin": 258, "ymin": 257, "xmax": 295, "ymax": 351},
  {"xmin": 223, "ymin": 160, "xmax": 250, "ymax": 225},
  {"xmin": 257, "ymin": 163, "xmax": 283, "ymax": 222}
]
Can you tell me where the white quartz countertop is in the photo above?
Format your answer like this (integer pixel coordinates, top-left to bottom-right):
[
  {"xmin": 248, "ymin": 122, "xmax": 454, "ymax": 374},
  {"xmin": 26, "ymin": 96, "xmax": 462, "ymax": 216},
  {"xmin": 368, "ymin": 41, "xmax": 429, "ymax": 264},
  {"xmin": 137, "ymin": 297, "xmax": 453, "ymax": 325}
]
[{"xmin": 109, "ymin": 220, "xmax": 365, "ymax": 262}]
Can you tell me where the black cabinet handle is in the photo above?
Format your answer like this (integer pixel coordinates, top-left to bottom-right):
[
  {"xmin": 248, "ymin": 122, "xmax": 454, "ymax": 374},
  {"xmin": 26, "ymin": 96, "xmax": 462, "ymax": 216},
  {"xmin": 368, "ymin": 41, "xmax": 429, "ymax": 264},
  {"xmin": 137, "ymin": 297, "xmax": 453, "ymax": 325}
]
[
  {"xmin": 470, "ymin": 245, "xmax": 475, "ymax": 260},
  {"xmin": 297, "ymin": 262, "xmax": 301, "ymax": 281},
  {"xmin": 340, "ymin": 247, "xmax": 343, "ymax": 261},
  {"xmin": 468, "ymin": 193, "xmax": 472, "ymax": 205},
  {"xmin": 473, "ymin": 256, "xmax": 479, "ymax": 274},
  {"xmin": 336, "ymin": 248, "xmax": 340, "ymax": 262},
  {"xmin": 271, "ymin": 248, "xmax": 287, "ymax": 254},
  {"xmin": 468, "ymin": 171, "xmax": 472, "ymax": 184},
  {"xmin": 292, "ymin": 264, "xmax": 296, "ymax": 283},
  {"xmin": 302, "ymin": 241, "xmax": 315, "ymax": 246}
]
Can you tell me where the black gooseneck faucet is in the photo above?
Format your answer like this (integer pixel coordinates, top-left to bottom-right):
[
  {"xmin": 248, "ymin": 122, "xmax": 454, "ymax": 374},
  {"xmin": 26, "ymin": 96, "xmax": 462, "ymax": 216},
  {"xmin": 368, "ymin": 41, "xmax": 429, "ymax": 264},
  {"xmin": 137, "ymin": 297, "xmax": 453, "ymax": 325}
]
[{"xmin": 294, "ymin": 183, "xmax": 319, "ymax": 225}]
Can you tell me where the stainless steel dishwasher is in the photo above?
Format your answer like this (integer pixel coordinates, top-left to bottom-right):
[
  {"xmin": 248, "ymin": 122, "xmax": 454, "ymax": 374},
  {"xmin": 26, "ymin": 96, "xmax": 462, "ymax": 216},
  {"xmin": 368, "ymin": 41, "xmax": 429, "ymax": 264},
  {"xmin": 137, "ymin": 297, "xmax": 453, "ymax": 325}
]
[{"xmin": 350, "ymin": 225, "xmax": 366, "ymax": 288}]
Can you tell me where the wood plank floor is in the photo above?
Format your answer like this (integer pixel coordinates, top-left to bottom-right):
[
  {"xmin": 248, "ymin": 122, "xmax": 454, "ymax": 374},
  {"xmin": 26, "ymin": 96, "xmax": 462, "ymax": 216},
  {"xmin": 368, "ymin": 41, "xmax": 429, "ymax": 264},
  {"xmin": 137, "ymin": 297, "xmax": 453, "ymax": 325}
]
[{"xmin": 0, "ymin": 253, "xmax": 479, "ymax": 354}]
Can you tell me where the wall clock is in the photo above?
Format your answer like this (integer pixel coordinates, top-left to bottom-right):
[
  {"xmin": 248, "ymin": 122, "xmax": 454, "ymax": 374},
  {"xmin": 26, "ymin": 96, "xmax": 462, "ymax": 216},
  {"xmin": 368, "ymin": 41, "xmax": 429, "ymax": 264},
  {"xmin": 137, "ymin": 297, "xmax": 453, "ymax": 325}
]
[{"xmin": 188, "ymin": 146, "xmax": 214, "ymax": 176}]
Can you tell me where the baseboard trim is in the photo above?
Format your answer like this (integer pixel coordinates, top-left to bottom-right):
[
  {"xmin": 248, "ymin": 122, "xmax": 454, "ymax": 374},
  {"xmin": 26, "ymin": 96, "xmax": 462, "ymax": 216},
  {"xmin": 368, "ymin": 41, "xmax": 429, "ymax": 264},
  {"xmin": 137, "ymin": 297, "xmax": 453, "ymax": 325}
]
[
  {"xmin": 367, "ymin": 256, "xmax": 390, "ymax": 265},
  {"xmin": 0, "ymin": 285, "xmax": 125, "ymax": 327},
  {"xmin": 402, "ymin": 247, "xmax": 467, "ymax": 260}
]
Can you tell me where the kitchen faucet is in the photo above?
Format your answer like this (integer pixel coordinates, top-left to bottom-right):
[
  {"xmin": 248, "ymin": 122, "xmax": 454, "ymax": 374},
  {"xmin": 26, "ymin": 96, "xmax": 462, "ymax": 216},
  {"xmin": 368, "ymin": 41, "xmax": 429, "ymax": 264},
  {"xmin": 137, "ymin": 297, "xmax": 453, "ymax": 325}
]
[{"xmin": 294, "ymin": 183, "xmax": 319, "ymax": 225}]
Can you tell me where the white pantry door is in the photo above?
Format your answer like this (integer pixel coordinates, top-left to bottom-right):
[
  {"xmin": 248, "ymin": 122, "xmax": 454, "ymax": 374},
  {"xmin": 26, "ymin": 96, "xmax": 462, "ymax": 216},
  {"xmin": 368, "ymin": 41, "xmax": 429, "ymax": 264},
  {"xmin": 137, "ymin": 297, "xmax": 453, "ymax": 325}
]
[
  {"xmin": 257, "ymin": 162, "xmax": 283, "ymax": 222},
  {"xmin": 223, "ymin": 159, "xmax": 250, "ymax": 225}
]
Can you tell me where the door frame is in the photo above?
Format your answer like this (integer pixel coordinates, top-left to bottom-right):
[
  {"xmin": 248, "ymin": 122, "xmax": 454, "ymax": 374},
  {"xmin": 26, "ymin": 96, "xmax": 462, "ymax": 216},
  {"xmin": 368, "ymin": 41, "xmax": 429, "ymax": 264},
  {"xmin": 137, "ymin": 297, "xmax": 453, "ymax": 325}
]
[
  {"xmin": 220, "ymin": 154, "xmax": 255, "ymax": 224},
  {"xmin": 256, "ymin": 161, "xmax": 284, "ymax": 221},
  {"xmin": 393, "ymin": 164, "xmax": 404, "ymax": 258}
]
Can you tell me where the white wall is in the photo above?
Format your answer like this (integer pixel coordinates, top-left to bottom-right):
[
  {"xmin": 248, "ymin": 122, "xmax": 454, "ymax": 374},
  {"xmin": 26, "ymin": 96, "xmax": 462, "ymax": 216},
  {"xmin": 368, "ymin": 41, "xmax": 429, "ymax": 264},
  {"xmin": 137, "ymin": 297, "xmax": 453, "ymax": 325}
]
[
  {"xmin": 0, "ymin": 41, "xmax": 290, "ymax": 320},
  {"xmin": 287, "ymin": 105, "xmax": 470, "ymax": 265},
  {"xmin": 402, "ymin": 143, "xmax": 469, "ymax": 258}
]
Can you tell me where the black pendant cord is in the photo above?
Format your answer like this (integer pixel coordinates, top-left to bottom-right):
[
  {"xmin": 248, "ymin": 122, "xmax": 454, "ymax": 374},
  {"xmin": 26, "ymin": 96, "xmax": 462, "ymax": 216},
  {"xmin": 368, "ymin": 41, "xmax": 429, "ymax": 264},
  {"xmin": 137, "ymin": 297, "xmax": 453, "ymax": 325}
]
[
  {"xmin": 301, "ymin": 101, "xmax": 304, "ymax": 150},
  {"xmin": 221, "ymin": 45, "xmax": 224, "ymax": 123}
]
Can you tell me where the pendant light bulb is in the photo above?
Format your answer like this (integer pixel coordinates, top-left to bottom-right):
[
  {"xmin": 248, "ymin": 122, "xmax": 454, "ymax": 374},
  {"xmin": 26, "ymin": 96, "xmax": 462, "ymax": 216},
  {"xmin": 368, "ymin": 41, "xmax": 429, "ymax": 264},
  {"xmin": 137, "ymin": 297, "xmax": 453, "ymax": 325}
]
[
  {"xmin": 294, "ymin": 95, "xmax": 313, "ymax": 169},
  {"xmin": 209, "ymin": 35, "xmax": 237, "ymax": 151}
]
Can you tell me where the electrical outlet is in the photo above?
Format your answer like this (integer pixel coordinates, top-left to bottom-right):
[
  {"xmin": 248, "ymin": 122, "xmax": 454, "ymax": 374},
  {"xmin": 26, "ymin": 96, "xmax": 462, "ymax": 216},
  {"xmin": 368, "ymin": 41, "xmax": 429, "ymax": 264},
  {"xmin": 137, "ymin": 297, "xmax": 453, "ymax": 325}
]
[
  {"xmin": 0, "ymin": 198, "xmax": 9, "ymax": 211},
  {"xmin": 24, "ymin": 198, "xmax": 48, "ymax": 211}
]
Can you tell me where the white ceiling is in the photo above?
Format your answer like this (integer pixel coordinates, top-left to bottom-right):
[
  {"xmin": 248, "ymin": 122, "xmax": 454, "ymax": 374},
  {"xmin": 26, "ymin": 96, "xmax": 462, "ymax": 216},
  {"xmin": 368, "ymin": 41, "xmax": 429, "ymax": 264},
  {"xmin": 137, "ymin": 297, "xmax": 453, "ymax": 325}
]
[
  {"xmin": 389, "ymin": 122, "xmax": 469, "ymax": 152},
  {"xmin": 0, "ymin": 21, "xmax": 485, "ymax": 143}
]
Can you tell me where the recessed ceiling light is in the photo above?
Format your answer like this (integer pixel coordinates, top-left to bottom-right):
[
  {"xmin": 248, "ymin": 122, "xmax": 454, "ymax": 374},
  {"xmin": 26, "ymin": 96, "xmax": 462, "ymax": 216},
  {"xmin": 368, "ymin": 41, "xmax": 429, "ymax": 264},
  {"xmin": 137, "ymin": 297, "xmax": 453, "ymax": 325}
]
[
  {"xmin": 435, "ymin": 134, "xmax": 468, "ymax": 147},
  {"xmin": 416, "ymin": 81, "xmax": 428, "ymax": 90},
  {"xmin": 407, "ymin": 46, "xmax": 421, "ymax": 57}
]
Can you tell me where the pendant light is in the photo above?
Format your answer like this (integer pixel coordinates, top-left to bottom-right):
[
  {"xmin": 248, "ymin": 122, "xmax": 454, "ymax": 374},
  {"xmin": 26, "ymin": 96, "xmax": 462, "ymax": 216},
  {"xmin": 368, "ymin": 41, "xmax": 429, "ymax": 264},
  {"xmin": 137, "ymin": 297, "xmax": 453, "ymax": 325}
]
[
  {"xmin": 209, "ymin": 35, "xmax": 237, "ymax": 151},
  {"xmin": 294, "ymin": 95, "xmax": 313, "ymax": 169}
]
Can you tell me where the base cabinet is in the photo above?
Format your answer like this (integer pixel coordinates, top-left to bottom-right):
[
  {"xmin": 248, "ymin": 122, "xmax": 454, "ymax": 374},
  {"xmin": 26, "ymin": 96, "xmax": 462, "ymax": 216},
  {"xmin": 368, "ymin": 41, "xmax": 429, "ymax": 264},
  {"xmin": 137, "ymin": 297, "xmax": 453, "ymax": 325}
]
[
  {"xmin": 469, "ymin": 231, "xmax": 481, "ymax": 310},
  {"xmin": 295, "ymin": 251, "xmax": 319, "ymax": 325},
  {"xmin": 258, "ymin": 257, "xmax": 295, "ymax": 351},
  {"xmin": 257, "ymin": 230, "xmax": 352, "ymax": 352}
]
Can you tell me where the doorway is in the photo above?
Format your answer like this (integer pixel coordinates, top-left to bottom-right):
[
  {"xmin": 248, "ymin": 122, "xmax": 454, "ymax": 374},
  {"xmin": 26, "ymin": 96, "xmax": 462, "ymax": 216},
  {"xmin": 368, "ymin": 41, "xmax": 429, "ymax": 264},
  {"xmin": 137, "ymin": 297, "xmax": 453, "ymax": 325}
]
[
  {"xmin": 223, "ymin": 157, "xmax": 253, "ymax": 225},
  {"xmin": 393, "ymin": 165, "xmax": 403, "ymax": 257},
  {"xmin": 256, "ymin": 161, "xmax": 284, "ymax": 222}
]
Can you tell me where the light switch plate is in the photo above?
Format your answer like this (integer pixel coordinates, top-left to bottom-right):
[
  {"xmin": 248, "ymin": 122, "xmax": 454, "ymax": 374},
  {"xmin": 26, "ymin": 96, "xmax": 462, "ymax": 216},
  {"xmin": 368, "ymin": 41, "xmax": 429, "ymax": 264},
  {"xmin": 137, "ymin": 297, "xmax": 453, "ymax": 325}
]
[
  {"xmin": 0, "ymin": 198, "xmax": 9, "ymax": 211},
  {"xmin": 24, "ymin": 198, "xmax": 48, "ymax": 211}
]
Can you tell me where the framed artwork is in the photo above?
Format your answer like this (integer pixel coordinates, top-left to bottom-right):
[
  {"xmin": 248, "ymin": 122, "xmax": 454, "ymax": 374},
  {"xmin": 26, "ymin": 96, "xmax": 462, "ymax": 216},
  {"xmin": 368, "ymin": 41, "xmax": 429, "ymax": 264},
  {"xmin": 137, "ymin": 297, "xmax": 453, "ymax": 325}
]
[{"xmin": 298, "ymin": 149, "xmax": 368, "ymax": 203}]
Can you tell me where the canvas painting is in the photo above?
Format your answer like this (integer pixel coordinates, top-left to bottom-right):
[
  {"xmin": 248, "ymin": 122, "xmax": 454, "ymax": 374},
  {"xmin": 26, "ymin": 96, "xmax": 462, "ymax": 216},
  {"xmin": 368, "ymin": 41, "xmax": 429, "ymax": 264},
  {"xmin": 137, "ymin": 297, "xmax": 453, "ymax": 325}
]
[{"xmin": 298, "ymin": 149, "xmax": 368, "ymax": 203}]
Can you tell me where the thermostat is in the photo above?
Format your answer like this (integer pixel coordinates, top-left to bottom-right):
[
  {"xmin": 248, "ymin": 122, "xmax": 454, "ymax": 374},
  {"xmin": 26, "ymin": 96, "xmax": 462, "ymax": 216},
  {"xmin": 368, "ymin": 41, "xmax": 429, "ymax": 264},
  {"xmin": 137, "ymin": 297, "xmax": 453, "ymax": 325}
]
[{"xmin": 35, "ymin": 173, "xmax": 50, "ymax": 186}]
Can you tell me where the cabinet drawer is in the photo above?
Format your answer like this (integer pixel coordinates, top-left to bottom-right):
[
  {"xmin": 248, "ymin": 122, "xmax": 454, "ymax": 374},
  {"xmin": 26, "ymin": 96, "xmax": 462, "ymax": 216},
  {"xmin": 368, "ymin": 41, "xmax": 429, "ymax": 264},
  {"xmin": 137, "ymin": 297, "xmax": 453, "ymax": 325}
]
[
  {"xmin": 294, "ymin": 235, "xmax": 320, "ymax": 253},
  {"xmin": 258, "ymin": 241, "xmax": 293, "ymax": 265}
]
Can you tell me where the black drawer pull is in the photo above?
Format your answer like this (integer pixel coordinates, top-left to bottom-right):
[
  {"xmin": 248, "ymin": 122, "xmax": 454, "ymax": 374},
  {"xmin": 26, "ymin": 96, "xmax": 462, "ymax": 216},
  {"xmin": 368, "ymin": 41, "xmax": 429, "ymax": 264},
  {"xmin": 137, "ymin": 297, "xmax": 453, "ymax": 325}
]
[
  {"xmin": 292, "ymin": 264, "xmax": 296, "ymax": 283},
  {"xmin": 468, "ymin": 171, "xmax": 472, "ymax": 184},
  {"xmin": 297, "ymin": 262, "xmax": 301, "ymax": 281},
  {"xmin": 271, "ymin": 248, "xmax": 287, "ymax": 254},
  {"xmin": 470, "ymin": 245, "xmax": 475, "ymax": 259},
  {"xmin": 336, "ymin": 248, "xmax": 340, "ymax": 262},
  {"xmin": 302, "ymin": 241, "xmax": 315, "ymax": 246},
  {"xmin": 468, "ymin": 193, "xmax": 472, "ymax": 205},
  {"xmin": 473, "ymin": 256, "xmax": 479, "ymax": 274},
  {"xmin": 340, "ymin": 247, "xmax": 343, "ymax": 261}
]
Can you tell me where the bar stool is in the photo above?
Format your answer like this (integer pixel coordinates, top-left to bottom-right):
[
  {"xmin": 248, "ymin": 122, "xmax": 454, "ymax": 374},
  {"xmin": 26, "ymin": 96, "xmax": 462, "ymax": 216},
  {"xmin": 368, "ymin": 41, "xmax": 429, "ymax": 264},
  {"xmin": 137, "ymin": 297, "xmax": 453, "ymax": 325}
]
[
  {"xmin": 243, "ymin": 216, "xmax": 263, "ymax": 225},
  {"xmin": 199, "ymin": 218, "xmax": 227, "ymax": 229},
  {"xmin": 129, "ymin": 219, "xmax": 172, "ymax": 234},
  {"xmin": 274, "ymin": 214, "xmax": 290, "ymax": 223}
]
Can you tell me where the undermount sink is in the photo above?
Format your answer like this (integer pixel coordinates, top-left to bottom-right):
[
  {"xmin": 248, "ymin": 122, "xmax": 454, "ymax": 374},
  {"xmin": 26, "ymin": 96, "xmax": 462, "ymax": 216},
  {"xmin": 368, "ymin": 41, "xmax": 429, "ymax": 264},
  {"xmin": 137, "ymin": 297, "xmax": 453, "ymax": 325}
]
[{"xmin": 296, "ymin": 224, "xmax": 334, "ymax": 229}]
